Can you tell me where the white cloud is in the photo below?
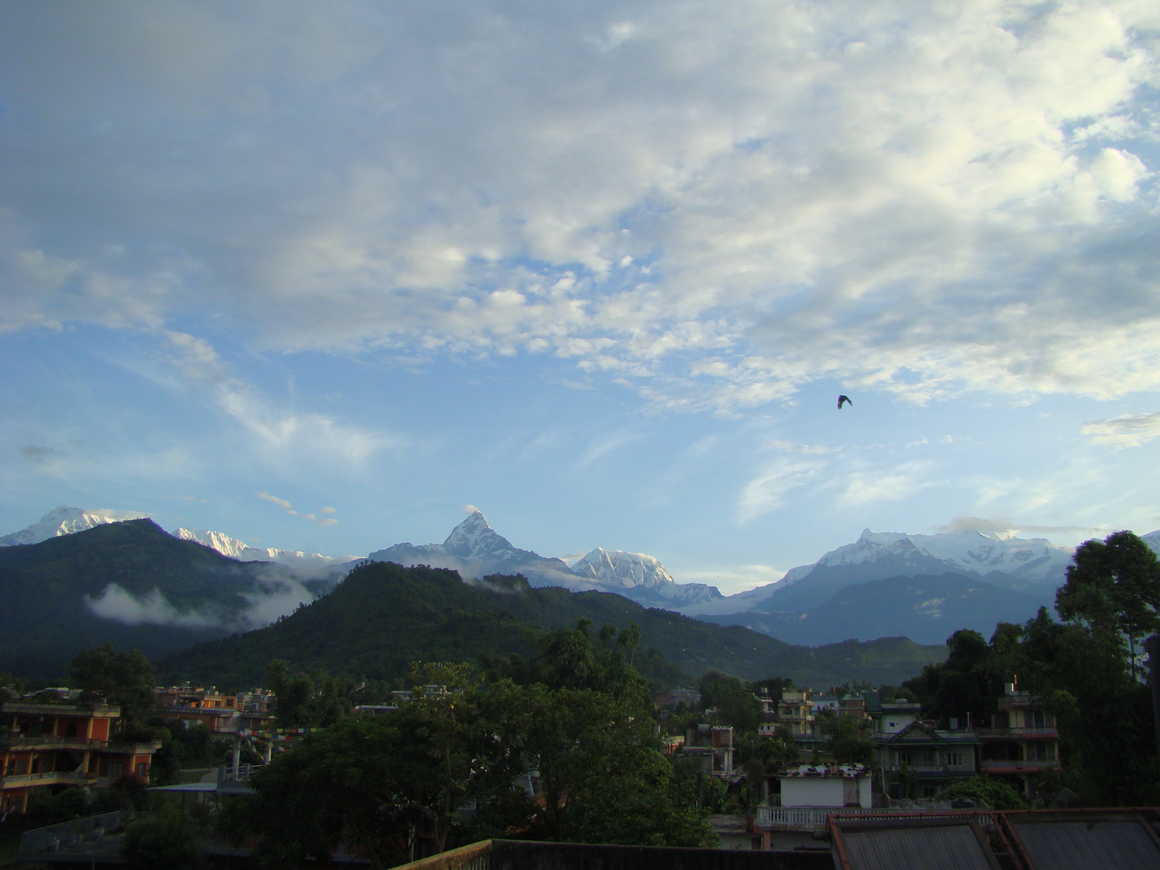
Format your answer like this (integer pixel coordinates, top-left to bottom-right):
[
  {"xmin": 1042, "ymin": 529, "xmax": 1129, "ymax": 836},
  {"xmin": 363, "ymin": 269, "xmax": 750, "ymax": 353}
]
[
  {"xmin": 837, "ymin": 461, "xmax": 937, "ymax": 508},
  {"xmin": 1, "ymin": 0, "xmax": 1157, "ymax": 415},
  {"xmin": 737, "ymin": 456, "xmax": 828, "ymax": 523},
  {"xmin": 1081, "ymin": 412, "xmax": 1160, "ymax": 447},
  {"xmin": 86, "ymin": 584, "xmax": 218, "ymax": 628},
  {"xmin": 163, "ymin": 330, "xmax": 400, "ymax": 465},
  {"xmin": 575, "ymin": 430, "xmax": 643, "ymax": 470},
  {"xmin": 258, "ymin": 491, "xmax": 294, "ymax": 512}
]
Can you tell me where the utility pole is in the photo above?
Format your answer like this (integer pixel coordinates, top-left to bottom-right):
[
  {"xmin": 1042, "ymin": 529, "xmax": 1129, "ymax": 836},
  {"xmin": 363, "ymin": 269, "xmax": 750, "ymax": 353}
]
[{"xmin": 1146, "ymin": 635, "xmax": 1160, "ymax": 760}]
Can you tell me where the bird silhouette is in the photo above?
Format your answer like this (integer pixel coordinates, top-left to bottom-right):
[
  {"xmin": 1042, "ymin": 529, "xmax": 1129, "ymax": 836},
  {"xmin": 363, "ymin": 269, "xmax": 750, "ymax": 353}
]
[{"xmin": 837, "ymin": 395, "xmax": 852, "ymax": 409}]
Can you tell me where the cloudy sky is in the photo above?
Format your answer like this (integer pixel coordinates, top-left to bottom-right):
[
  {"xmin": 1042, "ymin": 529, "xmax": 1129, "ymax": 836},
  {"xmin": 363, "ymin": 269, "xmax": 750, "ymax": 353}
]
[{"xmin": 2, "ymin": 1, "xmax": 1158, "ymax": 593}]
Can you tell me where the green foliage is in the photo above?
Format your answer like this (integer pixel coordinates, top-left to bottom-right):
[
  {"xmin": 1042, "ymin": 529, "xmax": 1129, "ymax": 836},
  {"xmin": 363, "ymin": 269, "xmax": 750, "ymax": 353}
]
[
  {"xmin": 903, "ymin": 629, "xmax": 1001, "ymax": 725},
  {"xmin": 1057, "ymin": 530, "xmax": 1160, "ymax": 674},
  {"xmin": 697, "ymin": 671, "xmax": 760, "ymax": 731},
  {"xmin": 240, "ymin": 644, "xmax": 713, "ymax": 863},
  {"xmin": 817, "ymin": 713, "xmax": 873, "ymax": 765},
  {"xmin": 266, "ymin": 659, "xmax": 355, "ymax": 728},
  {"xmin": 937, "ymin": 777, "xmax": 1027, "ymax": 810},
  {"xmin": 70, "ymin": 644, "xmax": 155, "ymax": 724},
  {"xmin": 0, "ymin": 519, "xmax": 281, "ymax": 681},
  {"xmin": 157, "ymin": 561, "xmax": 945, "ymax": 691},
  {"xmin": 122, "ymin": 806, "xmax": 203, "ymax": 870}
]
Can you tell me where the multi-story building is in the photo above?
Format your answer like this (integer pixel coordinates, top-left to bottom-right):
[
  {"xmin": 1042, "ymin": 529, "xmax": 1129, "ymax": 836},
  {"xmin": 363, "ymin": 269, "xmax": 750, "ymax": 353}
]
[
  {"xmin": 976, "ymin": 680, "xmax": 1061, "ymax": 797},
  {"xmin": 768, "ymin": 689, "xmax": 814, "ymax": 738},
  {"xmin": 153, "ymin": 685, "xmax": 275, "ymax": 735},
  {"xmin": 872, "ymin": 720, "xmax": 979, "ymax": 799},
  {"xmin": 0, "ymin": 701, "xmax": 161, "ymax": 815},
  {"xmin": 681, "ymin": 724, "xmax": 735, "ymax": 778}
]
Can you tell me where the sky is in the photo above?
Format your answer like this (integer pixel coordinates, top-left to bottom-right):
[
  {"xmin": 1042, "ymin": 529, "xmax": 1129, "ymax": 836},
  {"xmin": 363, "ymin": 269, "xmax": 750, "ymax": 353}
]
[{"xmin": 2, "ymin": 1, "xmax": 1158, "ymax": 595}]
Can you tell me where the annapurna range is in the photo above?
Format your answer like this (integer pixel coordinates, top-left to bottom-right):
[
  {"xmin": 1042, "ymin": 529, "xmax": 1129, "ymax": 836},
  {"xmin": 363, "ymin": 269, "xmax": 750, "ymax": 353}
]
[{"xmin": 3, "ymin": 506, "xmax": 1158, "ymax": 646}]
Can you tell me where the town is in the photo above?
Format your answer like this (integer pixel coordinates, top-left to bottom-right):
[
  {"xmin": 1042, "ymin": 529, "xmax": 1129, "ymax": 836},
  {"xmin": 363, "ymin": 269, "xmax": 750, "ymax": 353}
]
[{"xmin": 3, "ymin": 605, "xmax": 1158, "ymax": 868}]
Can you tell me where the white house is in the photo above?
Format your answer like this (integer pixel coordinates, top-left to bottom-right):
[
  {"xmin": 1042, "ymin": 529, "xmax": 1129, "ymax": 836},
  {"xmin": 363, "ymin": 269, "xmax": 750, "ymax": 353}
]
[{"xmin": 778, "ymin": 764, "xmax": 872, "ymax": 809}]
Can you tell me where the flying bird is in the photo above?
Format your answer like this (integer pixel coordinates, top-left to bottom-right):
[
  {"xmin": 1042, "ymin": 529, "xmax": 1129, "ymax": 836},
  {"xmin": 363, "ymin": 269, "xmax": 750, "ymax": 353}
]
[{"xmin": 837, "ymin": 394, "xmax": 852, "ymax": 409}]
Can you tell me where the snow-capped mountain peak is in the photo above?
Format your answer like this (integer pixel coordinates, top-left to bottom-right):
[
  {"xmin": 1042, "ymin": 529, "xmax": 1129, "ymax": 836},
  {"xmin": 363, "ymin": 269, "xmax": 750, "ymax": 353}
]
[
  {"xmin": 1, "ymin": 507, "xmax": 349, "ymax": 579},
  {"xmin": 442, "ymin": 510, "xmax": 515, "ymax": 559},
  {"xmin": 571, "ymin": 547, "xmax": 675, "ymax": 589},
  {"xmin": 173, "ymin": 528, "xmax": 253, "ymax": 559},
  {"xmin": 0, "ymin": 506, "xmax": 148, "ymax": 546}
]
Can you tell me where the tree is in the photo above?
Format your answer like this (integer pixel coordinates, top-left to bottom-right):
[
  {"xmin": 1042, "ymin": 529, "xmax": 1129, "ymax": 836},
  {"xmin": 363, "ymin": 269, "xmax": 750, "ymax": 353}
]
[
  {"xmin": 697, "ymin": 672, "xmax": 760, "ymax": 732},
  {"xmin": 71, "ymin": 645, "xmax": 155, "ymax": 725},
  {"xmin": 819, "ymin": 714, "xmax": 873, "ymax": 765},
  {"xmin": 1057, "ymin": 531, "xmax": 1160, "ymax": 677},
  {"xmin": 122, "ymin": 805, "xmax": 203, "ymax": 869},
  {"xmin": 903, "ymin": 630, "xmax": 999, "ymax": 727},
  {"xmin": 937, "ymin": 776, "xmax": 1026, "ymax": 810},
  {"xmin": 266, "ymin": 659, "xmax": 352, "ymax": 728}
]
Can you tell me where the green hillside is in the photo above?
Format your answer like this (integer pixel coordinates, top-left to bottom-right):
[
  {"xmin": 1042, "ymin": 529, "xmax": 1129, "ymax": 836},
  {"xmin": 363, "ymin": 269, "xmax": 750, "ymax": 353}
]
[
  {"xmin": 0, "ymin": 519, "xmax": 294, "ymax": 681},
  {"xmin": 159, "ymin": 561, "xmax": 945, "ymax": 690}
]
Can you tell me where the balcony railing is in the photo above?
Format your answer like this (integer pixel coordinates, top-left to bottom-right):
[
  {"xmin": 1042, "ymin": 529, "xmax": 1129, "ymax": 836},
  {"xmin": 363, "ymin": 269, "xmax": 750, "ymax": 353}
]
[
  {"xmin": 755, "ymin": 806, "xmax": 998, "ymax": 831},
  {"xmin": 975, "ymin": 727, "xmax": 1058, "ymax": 740},
  {"xmin": 0, "ymin": 733, "xmax": 110, "ymax": 750},
  {"xmin": 1, "ymin": 770, "xmax": 96, "ymax": 788},
  {"xmin": 978, "ymin": 759, "xmax": 1059, "ymax": 772}
]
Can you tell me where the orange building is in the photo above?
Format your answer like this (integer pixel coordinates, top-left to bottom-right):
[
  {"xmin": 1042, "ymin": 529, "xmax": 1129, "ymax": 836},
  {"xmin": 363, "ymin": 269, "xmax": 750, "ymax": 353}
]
[{"xmin": 0, "ymin": 702, "xmax": 161, "ymax": 815}]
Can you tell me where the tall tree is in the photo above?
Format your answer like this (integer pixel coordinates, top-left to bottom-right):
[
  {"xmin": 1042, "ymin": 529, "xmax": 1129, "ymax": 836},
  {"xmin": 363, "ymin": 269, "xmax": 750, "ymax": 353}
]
[
  {"xmin": 71, "ymin": 645, "xmax": 155, "ymax": 725},
  {"xmin": 1057, "ymin": 530, "xmax": 1160, "ymax": 676}
]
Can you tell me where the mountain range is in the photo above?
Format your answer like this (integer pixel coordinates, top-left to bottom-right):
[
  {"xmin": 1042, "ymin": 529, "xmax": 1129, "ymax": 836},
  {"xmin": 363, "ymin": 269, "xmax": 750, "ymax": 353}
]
[
  {"xmin": 156, "ymin": 559, "xmax": 947, "ymax": 690},
  {"xmin": 0, "ymin": 506, "xmax": 352, "ymax": 579},
  {"xmin": 0, "ymin": 519, "xmax": 943, "ymax": 688},
  {"xmin": 4, "ymin": 506, "xmax": 1158, "ymax": 651}
]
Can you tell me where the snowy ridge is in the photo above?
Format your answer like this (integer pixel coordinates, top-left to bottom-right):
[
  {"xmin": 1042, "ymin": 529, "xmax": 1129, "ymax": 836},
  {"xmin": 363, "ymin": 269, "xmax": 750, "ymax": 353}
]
[
  {"xmin": 571, "ymin": 547, "xmax": 675, "ymax": 588},
  {"xmin": 172, "ymin": 528, "xmax": 349, "ymax": 576},
  {"xmin": 2, "ymin": 507, "xmax": 350, "ymax": 578},
  {"xmin": 442, "ymin": 510, "xmax": 517, "ymax": 559},
  {"xmin": 779, "ymin": 528, "xmax": 1070, "ymax": 588},
  {"xmin": 0, "ymin": 506, "xmax": 148, "ymax": 546}
]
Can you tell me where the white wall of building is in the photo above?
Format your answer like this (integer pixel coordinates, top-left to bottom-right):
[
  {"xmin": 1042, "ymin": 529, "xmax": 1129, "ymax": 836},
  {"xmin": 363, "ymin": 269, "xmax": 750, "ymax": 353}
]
[{"xmin": 780, "ymin": 775, "xmax": 872, "ymax": 809}]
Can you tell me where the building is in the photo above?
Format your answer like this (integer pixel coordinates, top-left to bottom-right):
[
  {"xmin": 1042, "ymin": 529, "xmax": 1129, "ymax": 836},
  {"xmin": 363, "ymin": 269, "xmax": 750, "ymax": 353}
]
[
  {"xmin": 778, "ymin": 763, "xmax": 873, "ymax": 810},
  {"xmin": 872, "ymin": 720, "xmax": 978, "ymax": 799},
  {"xmin": 0, "ymin": 701, "xmax": 161, "ymax": 815},
  {"xmin": 153, "ymin": 685, "xmax": 274, "ymax": 735},
  {"xmin": 977, "ymin": 680, "xmax": 1061, "ymax": 797},
  {"xmin": 682, "ymin": 724, "xmax": 736, "ymax": 778},
  {"xmin": 767, "ymin": 689, "xmax": 815, "ymax": 738},
  {"xmin": 872, "ymin": 700, "xmax": 922, "ymax": 736}
]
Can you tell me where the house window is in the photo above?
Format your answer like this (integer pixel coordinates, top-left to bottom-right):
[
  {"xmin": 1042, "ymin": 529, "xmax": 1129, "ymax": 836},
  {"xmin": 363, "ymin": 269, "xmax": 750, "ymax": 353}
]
[
  {"xmin": 944, "ymin": 752, "xmax": 963, "ymax": 766},
  {"xmin": 1026, "ymin": 743, "xmax": 1056, "ymax": 762}
]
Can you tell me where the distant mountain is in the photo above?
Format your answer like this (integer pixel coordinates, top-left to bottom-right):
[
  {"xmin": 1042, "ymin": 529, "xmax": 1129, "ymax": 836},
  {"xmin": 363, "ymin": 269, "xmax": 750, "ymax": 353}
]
[
  {"xmin": 158, "ymin": 561, "xmax": 945, "ymax": 691},
  {"xmin": 571, "ymin": 548, "xmax": 723, "ymax": 608},
  {"xmin": 699, "ymin": 573, "xmax": 1049, "ymax": 646},
  {"xmin": 368, "ymin": 510, "xmax": 722, "ymax": 607},
  {"xmin": 171, "ymin": 527, "xmax": 349, "ymax": 579},
  {"xmin": 0, "ymin": 520, "xmax": 320, "ymax": 681},
  {"xmin": 685, "ymin": 528, "xmax": 1074, "ymax": 619},
  {"xmin": 2, "ymin": 506, "xmax": 351, "ymax": 579},
  {"xmin": 0, "ymin": 506, "xmax": 148, "ymax": 545}
]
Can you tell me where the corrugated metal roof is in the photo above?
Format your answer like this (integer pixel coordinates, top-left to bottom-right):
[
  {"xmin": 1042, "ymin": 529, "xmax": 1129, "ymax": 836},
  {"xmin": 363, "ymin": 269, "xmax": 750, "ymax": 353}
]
[
  {"xmin": 1010, "ymin": 817, "xmax": 1160, "ymax": 869},
  {"xmin": 840, "ymin": 823, "xmax": 996, "ymax": 870}
]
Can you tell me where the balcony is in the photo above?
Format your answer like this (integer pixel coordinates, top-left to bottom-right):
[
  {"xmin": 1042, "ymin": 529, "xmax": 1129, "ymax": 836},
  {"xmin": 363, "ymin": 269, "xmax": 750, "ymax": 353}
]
[
  {"xmin": 975, "ymin": 727, "xmax": 1058, "ymax": 740},
  {"xmin": 0, "ymin": 732, "xmax": 110, "ymax": 751},
  {"xmin": 0, "ymin": 770, "xmax": 97, "ymax": 788},
  {"xmin": 979, "ymin": 759, "xmax": 1059, "ymax": 774},
  {"xmin": 755, "ymin": 806, "xmax": 998, "ymax": 832}
]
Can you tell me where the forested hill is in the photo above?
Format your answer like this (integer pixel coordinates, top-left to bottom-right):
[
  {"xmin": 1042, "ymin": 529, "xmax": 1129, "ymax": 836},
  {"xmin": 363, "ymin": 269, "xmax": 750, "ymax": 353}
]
[{"xmin": 159, "ymin": 561, "xmax": 945, "ymax": 690}]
